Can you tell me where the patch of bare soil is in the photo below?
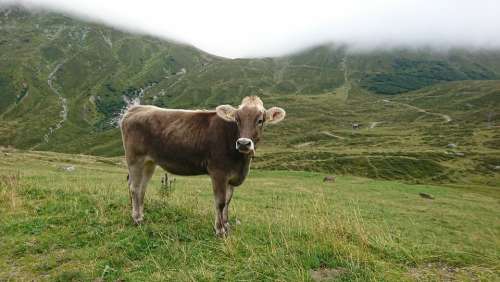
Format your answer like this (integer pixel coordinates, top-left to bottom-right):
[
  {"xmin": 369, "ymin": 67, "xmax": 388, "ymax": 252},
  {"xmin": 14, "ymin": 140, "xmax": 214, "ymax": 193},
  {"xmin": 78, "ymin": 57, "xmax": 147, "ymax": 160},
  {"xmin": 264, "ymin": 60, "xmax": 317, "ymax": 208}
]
[
  {"xmin": 310, "ymin": 267, "xmax": 347, "ymax": 281},
  {"xmin": 408, "ymin": 263, "xmax": 495, "ymax": 281}
]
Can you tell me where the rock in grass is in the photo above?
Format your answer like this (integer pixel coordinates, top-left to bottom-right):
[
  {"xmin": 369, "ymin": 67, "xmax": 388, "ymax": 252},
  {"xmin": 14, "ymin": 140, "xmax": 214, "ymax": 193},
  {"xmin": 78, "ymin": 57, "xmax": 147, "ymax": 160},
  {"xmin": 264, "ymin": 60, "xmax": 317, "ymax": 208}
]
[
  {"xmin": 323, "ymin": 175, "xmax": 336, "ymax": 182},
  {"xmin": 419, "ymin": 192, "xmax": 434, "ymax": 199},
  {"xmin": 60, "ymin": 165, "xmax": 75, "ymax": 172},
  {"xmin": 447, "ymin": 143, "xmax": 457, "ymax": 148}
]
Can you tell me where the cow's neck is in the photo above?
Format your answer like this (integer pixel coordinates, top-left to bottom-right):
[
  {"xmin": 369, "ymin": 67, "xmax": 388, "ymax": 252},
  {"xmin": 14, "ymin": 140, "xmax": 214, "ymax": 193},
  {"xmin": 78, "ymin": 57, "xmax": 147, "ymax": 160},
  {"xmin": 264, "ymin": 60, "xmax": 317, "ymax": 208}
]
[
  {"xmin": 239, "ymin": 153, "xmax": 252, "ymax": 177},
  {"xmin": 230, "ymin": 153, "xmax": 252, "ymax": 186}
]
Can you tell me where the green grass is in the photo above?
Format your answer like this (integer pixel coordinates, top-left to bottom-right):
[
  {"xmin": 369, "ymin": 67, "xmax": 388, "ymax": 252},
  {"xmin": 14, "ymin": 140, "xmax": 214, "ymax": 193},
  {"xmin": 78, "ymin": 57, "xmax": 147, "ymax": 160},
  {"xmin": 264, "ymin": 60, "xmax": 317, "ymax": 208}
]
[{"xmin": 1, "ymin": 149, "xmax": 499, "ymax": 281}]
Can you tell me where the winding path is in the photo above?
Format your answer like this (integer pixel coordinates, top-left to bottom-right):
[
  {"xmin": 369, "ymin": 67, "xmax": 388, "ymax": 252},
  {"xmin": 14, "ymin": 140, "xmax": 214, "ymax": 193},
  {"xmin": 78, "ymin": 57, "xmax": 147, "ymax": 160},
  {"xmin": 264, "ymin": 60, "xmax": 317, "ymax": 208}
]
[
  {"xmin": 321, "ymin": 131, "xmax": 345, "ymax": 139},
  {"xmin": 382, "ymin": 99, "xmax": 452, "ymax": 123}
]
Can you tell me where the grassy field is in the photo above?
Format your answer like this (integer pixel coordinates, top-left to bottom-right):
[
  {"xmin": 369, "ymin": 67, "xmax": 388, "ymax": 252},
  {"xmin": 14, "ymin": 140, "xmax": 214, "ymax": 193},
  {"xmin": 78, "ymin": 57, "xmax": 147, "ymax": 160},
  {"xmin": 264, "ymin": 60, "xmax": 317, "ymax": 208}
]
[
  {"xmin": 1, "ymin": 7, "xmax": 499, "ymax": 281},
  {"xmin": 1, "ymin": 149, "xmax": 499, "ymax": 281}
]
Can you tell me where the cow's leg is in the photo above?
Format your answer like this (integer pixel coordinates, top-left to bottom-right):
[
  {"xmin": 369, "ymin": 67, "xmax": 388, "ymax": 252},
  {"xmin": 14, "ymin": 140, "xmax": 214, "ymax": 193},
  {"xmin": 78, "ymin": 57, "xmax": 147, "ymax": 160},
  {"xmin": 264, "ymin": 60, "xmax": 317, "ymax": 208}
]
[
  {"xmin": 128, "ymin": 158, "xmax": 155, "ymax": 224},
  {"xmin": 222, "ymin": 185, "xmax": 234, "ymax": 231},
  {"xmin": 210, "ymin": 173, "xmax": 229, "ymax": 236},
  {"xmin": 137, "ymin": 161, "xmax": 156, "ymax": 223},
  {"xmin": 128, "ymin": 160, "xmax": 144, "ymax": 224}
]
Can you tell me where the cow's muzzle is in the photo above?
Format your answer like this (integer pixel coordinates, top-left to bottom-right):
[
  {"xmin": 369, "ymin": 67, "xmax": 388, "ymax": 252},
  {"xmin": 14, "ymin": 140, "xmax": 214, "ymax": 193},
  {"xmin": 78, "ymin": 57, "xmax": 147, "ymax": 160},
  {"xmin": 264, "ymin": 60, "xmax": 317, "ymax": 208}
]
[{"xmin": 236, "ymin": 138, "xmax": 255, "ymax": 155}]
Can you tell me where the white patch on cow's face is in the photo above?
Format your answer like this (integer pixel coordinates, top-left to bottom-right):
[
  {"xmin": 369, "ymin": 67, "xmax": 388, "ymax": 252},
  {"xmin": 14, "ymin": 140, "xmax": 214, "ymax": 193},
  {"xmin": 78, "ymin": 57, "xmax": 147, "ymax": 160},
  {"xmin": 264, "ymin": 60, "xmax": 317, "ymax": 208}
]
[
  {"xmin": 265, "ymin": 107, "xmax": 286, "ymax": 124},
  {"xmin": 236, "ymin": 137, "xmax": 255, "ymax": 155},
  {"xmin": 216, "ymin": 105, "xmax": 237, "ymax": 122}
]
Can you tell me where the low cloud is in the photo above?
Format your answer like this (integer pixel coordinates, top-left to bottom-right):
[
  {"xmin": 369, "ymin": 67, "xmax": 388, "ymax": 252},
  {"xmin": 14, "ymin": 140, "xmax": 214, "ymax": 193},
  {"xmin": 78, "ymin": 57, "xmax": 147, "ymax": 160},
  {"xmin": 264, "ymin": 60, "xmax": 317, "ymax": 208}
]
[{"xmin": 2, "ymin": 0, "xmax": 500, "ymax": 58}]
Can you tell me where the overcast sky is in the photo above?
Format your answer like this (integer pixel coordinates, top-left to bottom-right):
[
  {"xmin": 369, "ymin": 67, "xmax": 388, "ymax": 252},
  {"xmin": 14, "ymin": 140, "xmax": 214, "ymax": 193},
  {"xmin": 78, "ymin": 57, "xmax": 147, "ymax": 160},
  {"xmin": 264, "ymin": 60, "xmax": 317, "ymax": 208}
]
[{"xmin": 2, "ymin": 0, "xmax": 500, "ymax": 58}]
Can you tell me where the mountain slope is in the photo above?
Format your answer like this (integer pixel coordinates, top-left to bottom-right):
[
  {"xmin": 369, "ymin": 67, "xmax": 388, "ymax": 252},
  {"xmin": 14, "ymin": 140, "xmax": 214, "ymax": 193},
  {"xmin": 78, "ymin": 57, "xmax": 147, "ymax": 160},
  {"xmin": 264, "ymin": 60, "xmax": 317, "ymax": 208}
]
[
  {"xmin": 352, "ymin": 48, "xmax": 499, "ymax": 94},
  {"xmin": 0, "ymin": 6, "xmax": 217, "ymax": 154},
  {"xmin": 0, "ymin": 6, "xmax": 499, "ymax": 185}
]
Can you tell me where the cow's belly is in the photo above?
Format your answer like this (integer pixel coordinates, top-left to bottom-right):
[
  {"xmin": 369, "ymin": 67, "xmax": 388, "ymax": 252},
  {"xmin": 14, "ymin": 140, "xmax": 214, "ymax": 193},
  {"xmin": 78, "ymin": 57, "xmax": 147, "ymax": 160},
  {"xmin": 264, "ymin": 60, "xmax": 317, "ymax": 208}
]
[
  {"xmin": 156, "ymin": 157, "xmax": 208, "ymax": 176},
  {"xmin": 148, "ymin": 136, "xmax": 209, "ymax": 175}
]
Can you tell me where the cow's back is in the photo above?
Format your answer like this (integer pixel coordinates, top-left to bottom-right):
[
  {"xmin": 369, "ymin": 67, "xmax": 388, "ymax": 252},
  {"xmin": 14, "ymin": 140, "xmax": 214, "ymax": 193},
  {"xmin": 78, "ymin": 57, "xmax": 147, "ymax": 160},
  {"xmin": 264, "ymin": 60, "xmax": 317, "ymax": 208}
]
[{"xmin": 121, "ymin": 105, "xmax": 221, "ymax": 175}]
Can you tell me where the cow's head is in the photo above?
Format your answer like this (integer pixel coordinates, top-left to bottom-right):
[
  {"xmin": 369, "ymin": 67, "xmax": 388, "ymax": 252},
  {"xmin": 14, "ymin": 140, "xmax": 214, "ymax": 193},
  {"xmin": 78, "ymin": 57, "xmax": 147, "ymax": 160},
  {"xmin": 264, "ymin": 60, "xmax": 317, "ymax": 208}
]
[{"xmin": 216, "ymin": 96, "xmax": 286, "ymax": 155}]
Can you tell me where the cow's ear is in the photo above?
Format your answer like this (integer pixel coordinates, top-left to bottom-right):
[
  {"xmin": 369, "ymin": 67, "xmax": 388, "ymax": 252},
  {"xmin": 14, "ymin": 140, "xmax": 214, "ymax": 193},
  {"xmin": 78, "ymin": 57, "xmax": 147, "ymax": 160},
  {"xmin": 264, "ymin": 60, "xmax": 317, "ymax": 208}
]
[
  {"xmin": 216, "ymin": 105, "xmax": 237, "ymax": 122},
  {"xmin": 265, "ymin": 107, "xmax": 286, "ymax": 124}
]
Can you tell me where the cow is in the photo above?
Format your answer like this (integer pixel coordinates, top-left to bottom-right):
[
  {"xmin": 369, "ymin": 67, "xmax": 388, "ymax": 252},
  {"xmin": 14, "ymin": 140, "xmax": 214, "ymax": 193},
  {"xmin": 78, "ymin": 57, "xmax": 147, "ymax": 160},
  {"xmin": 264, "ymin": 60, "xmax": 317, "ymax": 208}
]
[{"xmin": 120, "ymin": 96, "xmax": 285, "ymax": 236}]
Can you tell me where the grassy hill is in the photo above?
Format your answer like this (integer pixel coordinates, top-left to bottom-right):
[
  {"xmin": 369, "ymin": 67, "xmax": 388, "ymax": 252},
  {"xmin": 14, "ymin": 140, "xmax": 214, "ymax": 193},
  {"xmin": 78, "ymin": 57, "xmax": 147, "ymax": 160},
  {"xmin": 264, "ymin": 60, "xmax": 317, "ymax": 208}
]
[
  {"xmin": 1, "ymin": 149, "xmax": 499, "ymax": 281},
  {"xmin": 0, "ymin": 6, "xmax": 499, "ymax": 186},
  {"xmin": 0, "ymin": 6, "xmax": 216, "ymax": 154}
]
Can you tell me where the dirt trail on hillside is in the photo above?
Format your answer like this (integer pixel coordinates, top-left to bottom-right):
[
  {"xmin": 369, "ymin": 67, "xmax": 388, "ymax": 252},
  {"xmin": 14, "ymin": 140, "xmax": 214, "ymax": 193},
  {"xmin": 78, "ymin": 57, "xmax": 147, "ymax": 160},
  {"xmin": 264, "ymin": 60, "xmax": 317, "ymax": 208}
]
[
  {"xmin": 274, "ymin": 59, "xmax": 290, "ymax": 82},
  {"xmin": 370, "ymin": 121, "xmax": 382, "ymax": 128},
  {"xmin": 40, "ymin": 63, "xmax": 68, "ymax": 145},
  {"xmin": 341, "ymin": 56, "xmax": 349, "ymax": 84},
  {"xmin": 321, "ymin": 131, "xmax": 345, "ymax": 139},
  {"xmin": 340, "ymin": 55, "xmax": 351, "ymax": 101},
  {"xmin": 382, "ymin": 99, "xmax": 452, "ymax": 123},
  {"xmin": 329, "ymin": 55, "xmax": 351, "ymax": 101}
]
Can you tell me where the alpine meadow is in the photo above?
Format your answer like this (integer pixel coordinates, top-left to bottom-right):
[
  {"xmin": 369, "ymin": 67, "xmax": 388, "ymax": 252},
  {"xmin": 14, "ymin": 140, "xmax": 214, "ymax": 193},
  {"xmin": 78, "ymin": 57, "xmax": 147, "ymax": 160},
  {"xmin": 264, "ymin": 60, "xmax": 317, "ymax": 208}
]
[{"xmin": 0, "ymin": 4, "xmax": 499, "ymax": 282}]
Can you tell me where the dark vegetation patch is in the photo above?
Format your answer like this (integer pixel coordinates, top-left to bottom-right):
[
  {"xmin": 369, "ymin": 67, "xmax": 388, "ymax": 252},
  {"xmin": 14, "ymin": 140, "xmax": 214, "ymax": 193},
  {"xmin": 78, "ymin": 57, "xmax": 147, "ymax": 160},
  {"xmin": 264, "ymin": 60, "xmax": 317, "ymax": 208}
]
[
  {"xmin": 360, "ymin": 58, "xmax": 497, "ymax": 95},
  {"xmin": 484, "ymin": 139, "xmax": 500, "ymax": 149},
  {"xmin": 40, "ymin": 46, "xmax": 64, "ymax": 62},
  {"xmin": 473, "ymin": 155, "xmax": 500, "ymax": 175},
  {"xmin": 0, "ymin": 73, "xmax": 16, "ymax": 112}
]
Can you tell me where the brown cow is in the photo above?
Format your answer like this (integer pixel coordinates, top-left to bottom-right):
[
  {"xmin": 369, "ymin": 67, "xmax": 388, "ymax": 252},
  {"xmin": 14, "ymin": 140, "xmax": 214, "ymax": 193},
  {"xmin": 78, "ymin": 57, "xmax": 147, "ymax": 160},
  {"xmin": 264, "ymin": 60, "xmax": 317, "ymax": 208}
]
[{"xmin": 120, "ymin": 96, "xmax": 285, "ymax": 236}]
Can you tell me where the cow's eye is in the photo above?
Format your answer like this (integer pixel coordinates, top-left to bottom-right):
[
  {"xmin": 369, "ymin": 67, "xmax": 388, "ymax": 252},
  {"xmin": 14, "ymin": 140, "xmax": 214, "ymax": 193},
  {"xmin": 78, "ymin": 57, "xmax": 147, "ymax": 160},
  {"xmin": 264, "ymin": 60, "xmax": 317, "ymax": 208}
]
[{"xmin": 257, "ymin": 119, "xmax": 264, "ymax": 125}]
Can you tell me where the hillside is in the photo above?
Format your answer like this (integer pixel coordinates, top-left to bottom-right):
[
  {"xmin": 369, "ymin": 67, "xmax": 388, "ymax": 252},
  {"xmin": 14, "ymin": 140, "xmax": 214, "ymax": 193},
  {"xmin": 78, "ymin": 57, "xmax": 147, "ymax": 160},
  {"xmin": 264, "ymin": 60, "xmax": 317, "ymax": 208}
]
[
  {"xmin": 0, "ymin": 6, "xmax": 217, "ymax": 154},
  {"xmin": 0, "ymin": 6, "xmax": 499, "ymax": 185}
]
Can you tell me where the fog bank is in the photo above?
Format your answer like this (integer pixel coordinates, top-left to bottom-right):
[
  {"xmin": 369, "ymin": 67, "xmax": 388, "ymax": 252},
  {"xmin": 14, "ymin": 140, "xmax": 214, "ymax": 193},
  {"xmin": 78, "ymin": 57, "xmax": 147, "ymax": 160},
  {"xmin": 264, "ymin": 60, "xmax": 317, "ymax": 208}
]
[{"xmin": 2, "ymin": 0, "xmax": 500, "ymax": 58}]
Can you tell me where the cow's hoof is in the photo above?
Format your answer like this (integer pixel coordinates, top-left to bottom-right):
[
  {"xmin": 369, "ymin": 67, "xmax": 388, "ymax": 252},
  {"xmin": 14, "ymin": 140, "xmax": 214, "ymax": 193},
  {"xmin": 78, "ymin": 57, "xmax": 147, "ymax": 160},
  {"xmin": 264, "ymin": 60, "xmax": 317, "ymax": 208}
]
[
  {"xmin": 132, "ymin": 215, "xmax": 144, "ymax": 225},
  {"xmin": 214, "ymin": 226, "xmax": 228, "ymax": 237}
]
